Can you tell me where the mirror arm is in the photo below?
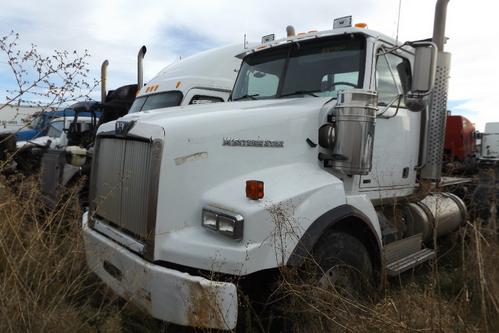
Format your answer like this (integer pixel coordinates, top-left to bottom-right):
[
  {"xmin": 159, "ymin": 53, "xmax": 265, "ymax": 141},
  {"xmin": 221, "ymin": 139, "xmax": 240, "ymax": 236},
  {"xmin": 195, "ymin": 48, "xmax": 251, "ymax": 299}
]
[{"xmin": 377, "ymin": 94, "xmax": 403, "ymax": 117}]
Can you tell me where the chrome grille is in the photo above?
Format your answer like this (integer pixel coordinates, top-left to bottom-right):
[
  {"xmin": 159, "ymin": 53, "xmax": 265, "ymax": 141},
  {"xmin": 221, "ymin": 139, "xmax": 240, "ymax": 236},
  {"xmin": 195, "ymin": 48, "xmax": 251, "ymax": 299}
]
[{"xmin": 91, "ymin": 136, "xmax": 161, "ymax": 244}]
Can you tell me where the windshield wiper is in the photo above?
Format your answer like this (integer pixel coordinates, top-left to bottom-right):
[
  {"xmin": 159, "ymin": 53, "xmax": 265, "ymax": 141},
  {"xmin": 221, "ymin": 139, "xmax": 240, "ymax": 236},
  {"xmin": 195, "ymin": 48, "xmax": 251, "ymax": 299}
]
[
  {"xmin": 280, "ymin": 90, "xmax": 320, "ymax": 98},
  {"xmin": 232, "ymin": 93, "xmax": 260, "ymax": 101}
]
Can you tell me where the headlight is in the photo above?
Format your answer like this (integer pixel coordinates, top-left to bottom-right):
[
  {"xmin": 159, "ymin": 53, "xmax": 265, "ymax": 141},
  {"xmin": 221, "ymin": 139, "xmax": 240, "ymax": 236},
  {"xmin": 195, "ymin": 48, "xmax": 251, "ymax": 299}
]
[{"xmin": 202, "ymin": 207, "xmax": 244, "ymax": 240}]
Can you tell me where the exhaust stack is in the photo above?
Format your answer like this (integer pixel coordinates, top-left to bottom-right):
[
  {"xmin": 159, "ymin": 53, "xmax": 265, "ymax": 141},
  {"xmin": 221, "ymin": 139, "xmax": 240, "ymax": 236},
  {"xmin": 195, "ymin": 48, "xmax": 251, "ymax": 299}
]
[
  {"xmin": 137, "ymin": 45, "xmax": 147, "ymax": 89},
  {"xmin": 100, "ymin": 60, "xmax": 109, "ymax": 104},
  {"xmin": 286, "ymin": 25, "xmax": 296, "ymax": 37},
  {"xmin": 420, "ymin": 0, "xmax": 451, "ymax": 182}
]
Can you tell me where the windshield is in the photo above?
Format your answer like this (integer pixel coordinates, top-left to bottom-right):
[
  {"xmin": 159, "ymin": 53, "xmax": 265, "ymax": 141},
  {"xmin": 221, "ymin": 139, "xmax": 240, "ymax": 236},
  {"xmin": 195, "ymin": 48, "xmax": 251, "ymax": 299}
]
[
  {"xmin": 129, "ymin": 91, "xmax": 183, "ymax": 113},
  {"xmin": 232, "ymin": 35, "xmax": 365, "ymax": 101},
  {"xmin": 47, "ymin": 120, "xmax": 64, "ymax": 138},
  {"xmin": 29, "ymin": 116, "xmax": 45, "ymax": 129}
]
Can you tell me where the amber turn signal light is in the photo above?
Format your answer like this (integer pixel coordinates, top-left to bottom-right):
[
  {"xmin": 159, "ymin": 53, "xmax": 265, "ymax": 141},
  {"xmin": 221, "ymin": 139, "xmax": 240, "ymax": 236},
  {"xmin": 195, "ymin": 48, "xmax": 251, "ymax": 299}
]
[{"xmin": 246, "ymin": 180, "xmax": 264, "ymax": 200}]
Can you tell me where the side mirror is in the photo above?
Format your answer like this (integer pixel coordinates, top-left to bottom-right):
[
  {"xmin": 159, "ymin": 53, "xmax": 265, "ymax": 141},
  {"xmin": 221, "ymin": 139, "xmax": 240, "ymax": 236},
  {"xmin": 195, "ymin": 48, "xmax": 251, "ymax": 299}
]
[{"xmin": 405, "ymin": 41, "xmax": 437, "ymax": 111}]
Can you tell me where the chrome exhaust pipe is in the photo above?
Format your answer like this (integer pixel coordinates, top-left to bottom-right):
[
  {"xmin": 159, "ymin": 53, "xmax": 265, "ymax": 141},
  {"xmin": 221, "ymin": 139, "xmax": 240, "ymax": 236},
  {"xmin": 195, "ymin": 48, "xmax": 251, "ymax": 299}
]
[
  {"xmin": 432, "ymin": 0, "xmax": 449, "ymax": 51},
  {"xmin": 100, "ymin": 60, "xmax": 109, "ymax": 103},
  {"xmin": 137, "ymin": 45, "xmax": 147, "ymax": 89},
  {"xmin": 286, "ymin": 25, "xmax": 296, "ymax": 37}
]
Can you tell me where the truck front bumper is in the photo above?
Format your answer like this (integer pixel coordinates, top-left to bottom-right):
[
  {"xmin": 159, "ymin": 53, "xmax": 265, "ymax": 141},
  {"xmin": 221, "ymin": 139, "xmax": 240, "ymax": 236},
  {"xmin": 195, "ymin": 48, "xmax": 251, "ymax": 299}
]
[{"xmin": 83, "ymin": 224, "xmax": 238, "ymax": 330}]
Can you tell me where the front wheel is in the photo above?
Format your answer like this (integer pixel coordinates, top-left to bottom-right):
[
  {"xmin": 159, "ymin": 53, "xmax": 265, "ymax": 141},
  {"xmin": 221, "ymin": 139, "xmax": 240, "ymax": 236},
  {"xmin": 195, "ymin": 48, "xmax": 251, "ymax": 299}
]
[{"xmin": 313, "ymin": 231, "xmax": 374, "ymax": 298}]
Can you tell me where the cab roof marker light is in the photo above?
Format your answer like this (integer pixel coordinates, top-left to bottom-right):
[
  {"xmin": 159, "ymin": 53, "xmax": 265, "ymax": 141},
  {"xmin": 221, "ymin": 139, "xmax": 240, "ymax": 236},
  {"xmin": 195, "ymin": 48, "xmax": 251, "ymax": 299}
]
[
  {"xmin": 261, "ymin": 34, "xmax": 275, "ymax": 44},
  {"xmin": 333, "ymin": 15, "xmax": 352, "ymax": 29}
]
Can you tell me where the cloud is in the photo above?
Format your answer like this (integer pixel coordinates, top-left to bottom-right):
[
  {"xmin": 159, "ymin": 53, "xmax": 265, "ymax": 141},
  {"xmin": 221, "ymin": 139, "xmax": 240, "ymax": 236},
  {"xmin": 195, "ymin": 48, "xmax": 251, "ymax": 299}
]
[{"xmin": 0, "ymin": 0, "xmax": 497, "ymax": 130}]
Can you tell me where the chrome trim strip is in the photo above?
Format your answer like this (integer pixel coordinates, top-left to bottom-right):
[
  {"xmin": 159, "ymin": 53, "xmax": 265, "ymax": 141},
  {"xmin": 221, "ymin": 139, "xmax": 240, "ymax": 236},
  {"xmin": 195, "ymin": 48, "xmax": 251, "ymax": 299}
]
[{"xmin": 93, "ymin": 218, "xmax": 145, "ymax": 254}]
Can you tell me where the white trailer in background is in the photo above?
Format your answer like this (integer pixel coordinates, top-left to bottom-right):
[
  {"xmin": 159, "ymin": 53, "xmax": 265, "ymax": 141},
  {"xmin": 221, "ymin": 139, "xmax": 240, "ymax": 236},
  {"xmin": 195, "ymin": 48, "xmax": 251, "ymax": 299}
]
[
  {"xmin": 480, "ymin": 122, "xmax": 499, "ymax": 161},
  {"xmin": 83, "ymin": 1, "xmax": 464, "ymax": 330},
  {"xmin": 0, "ymin": 104, "xmax": 48, "ymax": 132}
]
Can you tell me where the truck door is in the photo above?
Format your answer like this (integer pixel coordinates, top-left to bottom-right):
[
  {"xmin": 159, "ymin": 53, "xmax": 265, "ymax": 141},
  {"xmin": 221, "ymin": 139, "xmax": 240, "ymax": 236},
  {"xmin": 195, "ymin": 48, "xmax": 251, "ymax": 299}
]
[
  {"xmin": 360, "ymin": 47, "xmax": 420, "ymax": 190},
  {"xmin": 182, "ymin": 88, "xmax": 229, "ymax": 106}
]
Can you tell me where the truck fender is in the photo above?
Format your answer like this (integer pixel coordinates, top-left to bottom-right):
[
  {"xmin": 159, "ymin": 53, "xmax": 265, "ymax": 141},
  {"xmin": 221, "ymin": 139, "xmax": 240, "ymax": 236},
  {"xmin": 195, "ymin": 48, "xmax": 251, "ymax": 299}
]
[{"xmin": 286, "ymin": 204, "xmax": 383, "ymax": 276}]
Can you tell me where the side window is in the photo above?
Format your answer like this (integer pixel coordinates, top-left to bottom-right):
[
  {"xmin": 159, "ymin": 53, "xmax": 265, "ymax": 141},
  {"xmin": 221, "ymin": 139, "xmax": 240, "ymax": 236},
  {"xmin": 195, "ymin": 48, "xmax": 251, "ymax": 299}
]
[
  {"xmin": 376, "ymin": 51, "xmax": 411, "ymax": 107},
  {"xmin": 189, "ymin": 95, "xmax": 224, "ymax": 105}
]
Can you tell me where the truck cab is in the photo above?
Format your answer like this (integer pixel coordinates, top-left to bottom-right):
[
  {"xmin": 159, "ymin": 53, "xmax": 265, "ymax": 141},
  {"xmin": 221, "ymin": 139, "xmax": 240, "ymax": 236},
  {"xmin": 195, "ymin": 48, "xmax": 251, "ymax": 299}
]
[
  {"xmin": 17, "ymin": 115, "xmax": 97, "ymax": 150},
  {"xmin": 15, "ymin": 106, "xmax": 98, "ymax": 142},
  {"xmin": 84, "ymin": 6, "xmax": 463, "ymax": 330},
  {"xmin": 443, "ymin": 114, "xmax": 477, "ymax": 173},
  {"xmin": 129, "ymin": 43, "xmax": 250, "ymax": 114}
]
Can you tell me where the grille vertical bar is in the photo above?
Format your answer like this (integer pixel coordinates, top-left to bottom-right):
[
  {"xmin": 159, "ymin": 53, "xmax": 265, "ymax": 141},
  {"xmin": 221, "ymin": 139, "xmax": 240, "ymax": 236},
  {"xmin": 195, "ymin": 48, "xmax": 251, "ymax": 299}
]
[
  {"xmin": 121, "ymin": 140, "xmax": 152, "ymax": 238},
  {"xmin": 93, "ymin": 138, "xmax": 126, "ymax": 223}
]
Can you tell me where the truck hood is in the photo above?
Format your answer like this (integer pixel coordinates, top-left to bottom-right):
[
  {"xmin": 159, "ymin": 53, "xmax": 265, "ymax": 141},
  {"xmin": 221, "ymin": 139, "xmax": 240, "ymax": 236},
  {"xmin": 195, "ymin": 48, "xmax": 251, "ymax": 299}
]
[
  {"xmin": 101, "ymin": 97, "xmax": 334, "ymax": 132},
  {"xmin": 16, "ymin": 135, "xmax": 61, "ymax": 149},
  {"xmin": 16, "ymin": 135, "xmax": 52, "ymax": 149},
  {"xmin": 16, "ymin": 129, "xmax": 38, "ymax": 141}
]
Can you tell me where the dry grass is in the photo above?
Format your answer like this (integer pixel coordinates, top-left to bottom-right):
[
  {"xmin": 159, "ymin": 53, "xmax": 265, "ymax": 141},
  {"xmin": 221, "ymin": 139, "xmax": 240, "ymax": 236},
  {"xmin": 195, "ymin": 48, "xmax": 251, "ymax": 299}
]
[
  {"xmin": 269, "ymin": 223, "xmax": 499, "ymax": 333},
  {"xmin": 0, "ymin": 176, "xmax": 498, "ymax": 332},
  {"xmin": 0, "ymin": 177, "xmax": 165, "ymax": 333}
]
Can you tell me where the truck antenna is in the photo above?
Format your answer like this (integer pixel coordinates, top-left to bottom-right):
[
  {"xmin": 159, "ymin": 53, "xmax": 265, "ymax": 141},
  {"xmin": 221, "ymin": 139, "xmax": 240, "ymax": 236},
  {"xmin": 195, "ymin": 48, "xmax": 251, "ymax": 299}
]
[
  {"xmin": 395, "ymin": 0, "xmax": 402, "ymax": 45},
  {"xmin": 244, "ymin": 34, "xmax": 247, "ymax": 49}
]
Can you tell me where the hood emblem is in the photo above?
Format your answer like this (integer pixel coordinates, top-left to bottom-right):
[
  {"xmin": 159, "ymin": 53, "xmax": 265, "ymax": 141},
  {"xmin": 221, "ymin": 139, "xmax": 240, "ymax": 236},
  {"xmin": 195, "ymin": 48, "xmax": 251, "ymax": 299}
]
[
  {"xmin": 115, "ymin": 120, "xmax": 135, "ymax": 136},
  {"xmin": 223, "ymin": 137, "xmax": 284, "ymax": 148}
]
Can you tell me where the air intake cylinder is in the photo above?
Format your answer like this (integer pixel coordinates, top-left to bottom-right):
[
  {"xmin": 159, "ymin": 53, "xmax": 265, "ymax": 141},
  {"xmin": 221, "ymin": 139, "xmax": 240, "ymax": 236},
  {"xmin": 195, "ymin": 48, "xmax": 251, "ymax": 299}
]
[{"xmin": 331, "ymin": 89, "xmax": 377, "ymax": 175}]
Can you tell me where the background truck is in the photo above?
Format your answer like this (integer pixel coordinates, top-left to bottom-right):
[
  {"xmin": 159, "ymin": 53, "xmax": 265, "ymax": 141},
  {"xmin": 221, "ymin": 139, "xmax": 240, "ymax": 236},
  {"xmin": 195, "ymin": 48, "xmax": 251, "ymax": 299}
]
[
  {"xmin": 39, "ymin": 43, "xmax": 250, "ymax": 207},
  {"xmin": 0, "ymin": 104, "xmax": 100, "ymax": 174},
  {"xmin": 14, "ymin": 114, "xmax": 97, "ymax": 172},
  {"xmin": 15, "ymin": 108, "xmax": 97, "ymax": 142},
  {"xmin": 130, "ymin": 43, "xmax": 248, "ymax": 113},
  {"xmin": 443, "ymin": 114, "xmax": 477, "ymax": 173},
  {"xmin": 83, "ymin": 0, "xmax": 462, "ymax": 330}
]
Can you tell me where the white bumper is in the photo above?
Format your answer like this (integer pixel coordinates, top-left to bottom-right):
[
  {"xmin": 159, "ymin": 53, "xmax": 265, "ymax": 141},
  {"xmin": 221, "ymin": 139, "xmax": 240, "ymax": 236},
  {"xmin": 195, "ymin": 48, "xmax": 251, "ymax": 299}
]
[{"xmin": 83, "ymin": 223, "xmax": 238, "ymax": 330}]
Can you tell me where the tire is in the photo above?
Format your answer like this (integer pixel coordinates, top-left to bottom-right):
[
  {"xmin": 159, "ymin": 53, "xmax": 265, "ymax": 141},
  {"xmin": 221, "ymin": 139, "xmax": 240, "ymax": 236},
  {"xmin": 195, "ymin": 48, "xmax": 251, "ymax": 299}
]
[
  {"xmin": 286, "ymin": 231, "xmax": 374, "ymax": 332},
  {"xmin": 312, "ymin": 231, "xmax": 374, "ymax": 298}
]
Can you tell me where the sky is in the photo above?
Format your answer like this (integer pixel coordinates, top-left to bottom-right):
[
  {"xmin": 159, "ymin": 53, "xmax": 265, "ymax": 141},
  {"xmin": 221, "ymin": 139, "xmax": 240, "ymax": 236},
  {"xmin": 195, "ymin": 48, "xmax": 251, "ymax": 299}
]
[{"xmin": 0, "ymin": 0, "xmax": 497, "ymax": 130}]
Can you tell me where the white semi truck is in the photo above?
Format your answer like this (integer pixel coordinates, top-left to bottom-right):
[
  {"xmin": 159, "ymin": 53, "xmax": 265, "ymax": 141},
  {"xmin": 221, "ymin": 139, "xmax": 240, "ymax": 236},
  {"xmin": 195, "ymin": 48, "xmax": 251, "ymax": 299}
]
[
  {"xmin": 83, "ymin": 0, "xmax": 465, "ymax": 330},
  {"xmin": 130, "ymin": 43, "xmax": 248, "ymax": 112}
]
